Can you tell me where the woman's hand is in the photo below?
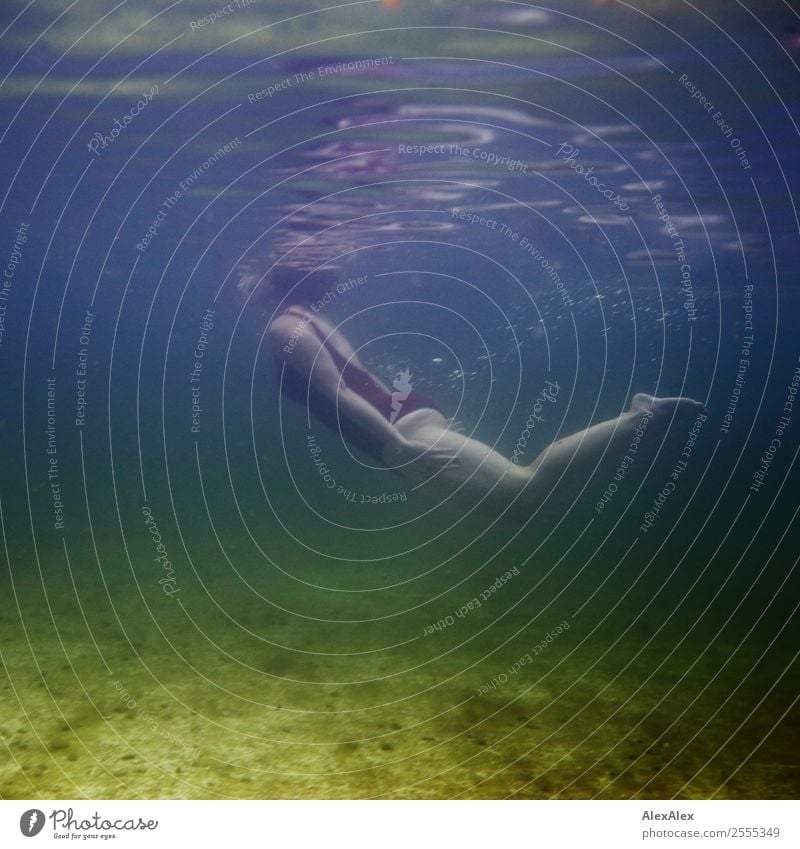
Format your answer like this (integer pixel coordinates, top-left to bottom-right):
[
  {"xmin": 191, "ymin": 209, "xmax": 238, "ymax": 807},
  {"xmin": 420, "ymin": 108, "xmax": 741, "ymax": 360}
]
[{"xmin": 382, "ymin": 437, "xmax": 460, "ymax": 471}]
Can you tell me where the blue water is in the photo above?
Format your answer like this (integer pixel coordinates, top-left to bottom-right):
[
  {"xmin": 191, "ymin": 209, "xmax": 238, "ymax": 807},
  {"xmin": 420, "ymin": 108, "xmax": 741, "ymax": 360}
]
[{"xmin": 1, "ymin": 0, "xmax": 798, "ymax": 799}]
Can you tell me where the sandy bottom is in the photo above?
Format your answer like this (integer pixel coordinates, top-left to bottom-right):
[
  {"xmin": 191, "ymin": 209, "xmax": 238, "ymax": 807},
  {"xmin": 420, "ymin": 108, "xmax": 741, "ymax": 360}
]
[{"xmin": 1, "ymin": 547, "xmax": 797, "ymax": 800}]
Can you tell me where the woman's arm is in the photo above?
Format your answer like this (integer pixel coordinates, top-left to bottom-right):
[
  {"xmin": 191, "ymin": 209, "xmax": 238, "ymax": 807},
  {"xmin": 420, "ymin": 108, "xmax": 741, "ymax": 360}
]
[
  {"xmin": 268, "ymin": 313, "xmax": 404, "ymax": 449},
  {"xmin": 282, "ymin": 306, "xmax": 392, "ymax": 393}
]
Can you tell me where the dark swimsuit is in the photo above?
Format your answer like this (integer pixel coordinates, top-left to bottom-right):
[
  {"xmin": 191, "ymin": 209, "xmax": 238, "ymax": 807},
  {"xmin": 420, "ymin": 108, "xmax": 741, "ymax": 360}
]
[{"xmin": 276, "ymin": 313, "xmax": 440, "ymax": 463}]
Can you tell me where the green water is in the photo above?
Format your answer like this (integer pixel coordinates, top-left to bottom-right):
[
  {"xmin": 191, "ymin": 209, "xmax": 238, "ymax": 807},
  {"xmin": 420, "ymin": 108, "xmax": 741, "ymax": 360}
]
[{"xmin": 2, "ymin": 0, "xmax": 799, "ymax": 801}]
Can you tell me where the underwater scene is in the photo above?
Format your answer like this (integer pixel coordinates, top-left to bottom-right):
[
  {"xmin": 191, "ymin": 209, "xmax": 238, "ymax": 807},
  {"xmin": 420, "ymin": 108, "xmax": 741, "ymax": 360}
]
[{"xmin": 0, "ymin": 0, "xmax": 799, "ymax": 800}]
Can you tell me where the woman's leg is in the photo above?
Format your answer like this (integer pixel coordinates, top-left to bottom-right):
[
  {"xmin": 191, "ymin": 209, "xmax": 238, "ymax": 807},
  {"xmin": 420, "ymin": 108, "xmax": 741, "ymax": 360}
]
[
  {"xmin": 394, "ymin": 394, "xmax": 708, "ymax": 512},
  {"xmin": 394, "ymin": 409, "xmax": 532, "ymax": 508},
  {"xmin": 522, "ymin": 394, "xmax": 706, "ymax": 490}
]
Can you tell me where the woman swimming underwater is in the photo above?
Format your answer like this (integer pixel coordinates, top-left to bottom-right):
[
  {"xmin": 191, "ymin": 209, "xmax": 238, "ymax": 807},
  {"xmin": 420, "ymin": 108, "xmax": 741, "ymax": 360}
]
[{"xmin": 256, "ymin": 267, "xmax": 708, "ymax": 516}]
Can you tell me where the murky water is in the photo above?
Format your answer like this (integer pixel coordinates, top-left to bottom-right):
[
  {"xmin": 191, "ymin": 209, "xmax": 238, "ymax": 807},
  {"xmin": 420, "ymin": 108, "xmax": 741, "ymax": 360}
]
[{"xmin": 1, "ymin": 0, "xmax": 798, "ymax": 799}]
